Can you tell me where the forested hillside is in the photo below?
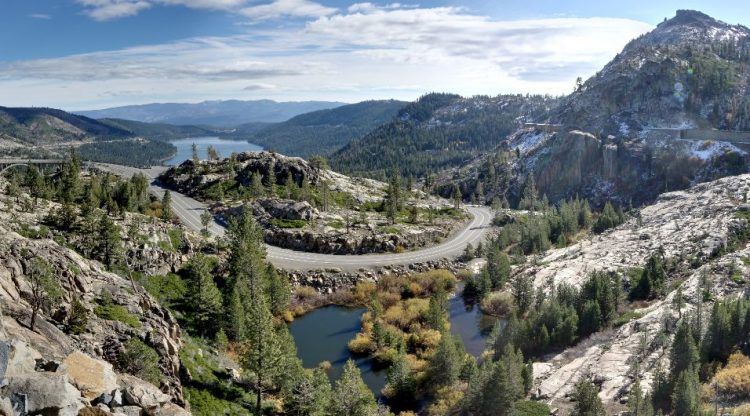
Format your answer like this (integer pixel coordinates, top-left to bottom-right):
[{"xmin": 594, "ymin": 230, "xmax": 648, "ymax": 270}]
[
  {"xmin": 246, "ymin": 100, "xmax": 406, "ymax": 157},
  {"xmin": 330, "ymin": 93, "xmax": 559, "ymax": 180},
  {"xmin": 100, "ymin": 118, "xmax": 222, "ymax": 141},
  {"xmin": 0, "ymin": 106, "xmax": 131, "ymax": 144}
]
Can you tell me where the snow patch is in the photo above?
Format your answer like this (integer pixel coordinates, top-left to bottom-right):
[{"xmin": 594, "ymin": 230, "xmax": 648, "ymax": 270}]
[
  {"xmin": 689, "ymin": 140, "xmax": 747, "ymax": 161},
  {"xmin": 512, "ymin": 131, "xmax": 546, "ymax": 154}
]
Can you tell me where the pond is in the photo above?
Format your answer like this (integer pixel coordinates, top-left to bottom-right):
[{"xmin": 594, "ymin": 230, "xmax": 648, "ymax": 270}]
[
  {"xmin": 288, "ymin": 305, "xmax": 388, "ymax": 397},
  {"xmin": 449, "ymin": 285, "xmax": 500, "ymax": 358},
  {"xmin": 164, "ymin": 137, "xmax": 262, "ymax": 166},
  {"xmin": 289, "ymin": 288, "xmax": 500, "ymax": 399}
]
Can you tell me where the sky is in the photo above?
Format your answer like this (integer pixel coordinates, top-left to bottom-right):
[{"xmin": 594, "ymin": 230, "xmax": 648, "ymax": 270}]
[{"xmin": 0, "ymin": 0, "xmax": 748, "ymax": 110}]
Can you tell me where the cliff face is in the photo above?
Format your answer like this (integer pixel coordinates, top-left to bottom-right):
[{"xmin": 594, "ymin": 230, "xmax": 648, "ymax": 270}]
[{"xmin": 0, "ymin": 223, "xmax": 189, "ymax": 414}]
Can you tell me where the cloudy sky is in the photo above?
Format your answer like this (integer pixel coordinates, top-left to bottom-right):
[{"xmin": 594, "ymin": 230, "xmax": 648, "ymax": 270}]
[{"xmin": 1, "ymin": 0, "xmax": 747, "ymax": 110}]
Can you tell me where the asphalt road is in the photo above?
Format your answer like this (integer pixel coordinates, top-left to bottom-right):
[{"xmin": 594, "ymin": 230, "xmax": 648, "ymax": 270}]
[{"xmin": 96, "ymin": 163, "xmax": 494, "ymax": 271}]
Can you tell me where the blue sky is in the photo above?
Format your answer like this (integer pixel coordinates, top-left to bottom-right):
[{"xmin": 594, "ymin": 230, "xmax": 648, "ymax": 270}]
[{"xmin": 1, "ymin": 0, "xmax": 747, "ymax": 110}]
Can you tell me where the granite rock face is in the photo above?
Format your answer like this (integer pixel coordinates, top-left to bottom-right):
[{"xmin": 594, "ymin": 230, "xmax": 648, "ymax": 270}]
[{"xmin": 512, "ymin": 173, "xmax": 750, "ymax": 413}]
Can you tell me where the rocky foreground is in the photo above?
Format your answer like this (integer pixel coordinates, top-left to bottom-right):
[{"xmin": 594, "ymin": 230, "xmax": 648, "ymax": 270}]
[
  {"xmin": 0, "ymin": 199, "xmax": 190, "ymax": 415},
  {"xmin": 517, "ymin": 174, "xmax": 750, "ymax": 412}
]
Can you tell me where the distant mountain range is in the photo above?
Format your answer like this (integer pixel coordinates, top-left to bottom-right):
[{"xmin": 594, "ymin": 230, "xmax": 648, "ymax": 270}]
[{"xmin": 76, "ymin": 99, "xmax": 346, "ymax": 127}]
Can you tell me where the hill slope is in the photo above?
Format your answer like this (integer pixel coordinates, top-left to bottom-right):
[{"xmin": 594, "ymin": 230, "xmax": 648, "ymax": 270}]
[
  {"xmin": 0, "ymin": 106, "xmax": 131, "ymax": 145},
  {"xmin": 243, "ymin": 99, "xmax": 407, "ymax": 157},
  {"xmin": 77, "ymin": 99, "xmax": 346, "ymax": 127},
  {"xmin": 441, "ymin": 10, "xmax": 750, "ymax": 208},
  {"xmin": 330, "ymin": 93, "xmax": 559, "ymax": 180}
]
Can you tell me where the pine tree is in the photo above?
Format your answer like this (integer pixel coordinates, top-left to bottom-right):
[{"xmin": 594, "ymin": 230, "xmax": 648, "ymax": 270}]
[
  {"xmin": 161, "ymin": 190, "xmax": 172, "ymax": 222},
  {"xmin": 671, "ymin": 369, "xmax": 700, "ymax": 416},
  {"xmin": 191, "ymin": 142, "xmax": 199, "ymax": 163},
  {"xmin": 240, "ymin": 287, "xmax": 282, "ymax": 415},
  {"xmin": 669, "ymin": 320, "xmax": 699, "ymax": 382},
  {"xmin": 571, "ymin": 378, "xmax": 605, "ymax": 416},
  {"xmin": 266, "ymin": 165, "xmax": 277, "ymax": 197},
  {"xmin": 330, "ymin": 360, "xmax": 377, "ymax": 416},
  {"xmin": 184, "ymin": 254, "xmax": 223, "ymax": 336},
  {"xmin": 67, "ymin": 298, "xmax": 89, "ymax": 335},
  {"xmin": 26, "ymin": 258, "xmax": 62, "ymax": 331},
  {"xmin": 426, "ymin": 333, "xmax": 463, "ymax": 388},
  {"xmin": 200, "ymin": 209, "xmax": 212, "ymax": 235},
  {"xmin": 511, "ymin": 274, "xmax": 534, "ymax": 315},
  {"xmin": 285, "ymin": 368, "xmax": 332, "ymax": 416},
  {"xmin": 384, "ymin": 353, "xmax": 416, "ymax": 407},
  {"xmin": 59, "ymin": 148, "xmax": 81, "ymax": 204},
  {"xmin": 266, "ymin": 264, "xmax": 291, "ymax": 317},
  {"xmin": 96, "ymin": 212, "xmax": 122, "ymax": 269},
  {"xmin": 251, "ymin": 173, "xmax": 264, "ymax": 199}
]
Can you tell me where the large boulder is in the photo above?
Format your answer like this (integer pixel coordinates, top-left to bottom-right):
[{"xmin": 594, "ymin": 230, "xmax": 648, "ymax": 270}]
[
  {"xmin": 5, "ymin": 373, "xmax": 82, "ymax": 416},
  {"xmin": 119, "ymin": 374, "xmax": 170, "ymax": 415},
  {"xmin": 257, "ymin": 198, "xmax": 317, "ymax": 221},
  {"xmin": 58, "ymin": 351, "xmax": 118, "ymax": 400}
]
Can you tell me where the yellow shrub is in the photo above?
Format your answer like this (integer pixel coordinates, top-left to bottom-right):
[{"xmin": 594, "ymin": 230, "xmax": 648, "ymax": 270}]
[
  {"xmin": 414, "ymin": 269, "xmax": 456, "ymax": 293},
  {"xmin": 348, "ymin": 333, "xmax": 375, "ymax": 355},
  {"xmin": 384, "ymin": 298, "xmax": 428, "ymax": 330},
  {"xmin": 294, "ymin": 286, "xmax": 319, "ymax": 300},
  {"xmin": 480, "ymin": 291, "xmax": 515, "ymax": 316},
  {"xmin": 714, "ymin": 353, "xmax": 750, "ymax": 400}
]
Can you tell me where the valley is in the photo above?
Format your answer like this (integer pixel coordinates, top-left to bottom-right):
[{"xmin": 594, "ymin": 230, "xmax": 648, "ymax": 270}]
[{"xmin": 2, "ymin": 7, "xmax": 750, "ymax": 416}]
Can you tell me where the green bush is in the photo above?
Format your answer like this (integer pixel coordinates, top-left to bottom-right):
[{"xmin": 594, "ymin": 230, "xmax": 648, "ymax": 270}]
[
  {"xmin": 67, "ymin": 298, "xmax": 89, "ymax": 334},
  {"xmin": 120, "ymin": 338, "xmax": 162, "ymax": 385},
  {"xmin": 94, "ymin": 295, "xmax": 141, "ymax": 329},
  {"xmin": 514, "ymin": 400, "xmax": 551, "ymax": 416},
  {"xmin": 270, "ymin": 218, "xmax": 307, "ymax": 229},
  {"xmin": 138, "ymin": 273, "xmax": 187, "ymax": 308}
]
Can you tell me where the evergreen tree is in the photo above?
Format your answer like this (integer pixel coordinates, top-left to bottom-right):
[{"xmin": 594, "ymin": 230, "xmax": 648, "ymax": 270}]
[
  {"xmin": 426, "ymin": 333, "xmax": 463, "ymax": 388},
  {"xmin": 161, "ymin": 190, "xmax": 172, "ymax": 221},
  {"xmin": 671, "ymin": 369, "xmax": 700, "ymax": 416},
  {"xmin": 67, "ymin": 298, "xmax": 89, "ymax": 335},
  {"xmin": 486, "ymin": 247, "xmax": 511, "ymax": 289},
  {"xmin": 191, "ymin": 142, "xmax": 199, "ymax": 163},
  {"xmin": 285, "ymin": 368, "xmax": 332, "ymax": 416},
  {"xmin": 571, "ymin": 378, "xmax": 605, "ymax": 416},
  {"xmin": 330, "ymin": 359, "xmax": 377, "ymax": 416},
  {"xmin": 184, "ymin": 255, "xmax": 223, "ymax": 336},
  {"xmin": 425, "ymin": 290, "xmax": 447, "ymax": 331},
  {"xmin": 250, "ymin": 173, "xmax": 264, "ymax": 199},
  {"xmin": 95, "ymin": 212, "xmax": 122, "ymax": 269},
  {"xmin": 384, "ymin": 353, "xmax": 416, "ymax": 407},
  {"xmin": 200, "ymin": 209, "xmax": 212, "ymax": 235},
  {"xmin": 266, "ymin": 165, "xmax": 277, "ymax": 197},
  {"xmin": 266, "ymin": 264, "xmax": 291, "ymax": 317},
  {"xmin": 25, "ymin": 258, "xmax": 62, "ymax": 331},
  {"xmin": 511, "ymin": 274, "xmax": 534, "ymax": 315},
  {"xmin": 669, "ymin": 320, "xmax": 699, "ymax": 382},
  {"xmin": 239, "ymin": 288, "xmax": 282, "ymax": 415},
  {"xmin": 59, "ymin": 148, "xmax": 81, "ymax": 204}
]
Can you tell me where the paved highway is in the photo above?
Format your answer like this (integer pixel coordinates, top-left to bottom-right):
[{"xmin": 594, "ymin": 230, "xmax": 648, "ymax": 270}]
[{"xmin": 96, "ymin": 163, "xmax": 494, "ymax": 271}]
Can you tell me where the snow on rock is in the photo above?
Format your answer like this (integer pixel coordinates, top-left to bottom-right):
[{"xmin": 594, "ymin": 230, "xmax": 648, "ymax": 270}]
[{"xmin": 689, "ymin": 140, "xmax": 747, "ymax": 161}]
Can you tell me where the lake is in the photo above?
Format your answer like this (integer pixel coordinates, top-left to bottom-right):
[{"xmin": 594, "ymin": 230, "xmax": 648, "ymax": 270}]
[{"xmin": 164, "ymin": 137, "xmax": 262, "ymax": 166}]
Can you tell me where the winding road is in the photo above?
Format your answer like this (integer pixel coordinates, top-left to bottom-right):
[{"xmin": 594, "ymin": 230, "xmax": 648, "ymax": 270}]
[{"xmin": 96, "ymin": 163, "xmax": 494, "ymax": 271}]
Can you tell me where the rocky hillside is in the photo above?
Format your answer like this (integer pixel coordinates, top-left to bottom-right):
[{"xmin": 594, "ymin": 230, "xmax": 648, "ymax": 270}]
[
  {"xmin": 556, "ymin": 10, "xmax": 750, "ymax": 134},
  {"xmin": 0, "ymin": 223, "xmax": 189, "ymax": 415},
  {"xmin": 330, "ymin": 93, "xmax": 559, "ymax": 180},
  {"xmin": 244, "ymin": 99, "xmax": 407, "ymax": 158},
  {"xmin": 441, "ymin": 10, "xmax": 750, "ymax": 208},
  {"xmin": 159, "ymin": 151, "xmax": 463, "ymax": 254},
  {"xmin": 513, "ymin": 173, "xmax": 750, "ymax": 412}
]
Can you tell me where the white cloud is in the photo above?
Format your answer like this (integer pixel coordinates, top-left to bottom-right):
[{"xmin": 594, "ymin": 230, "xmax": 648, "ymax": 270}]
[
  {"xmin": 0, "ymin": 5, "xmax": 654, "ymax": 108},
  {"xmin": 239, "ymin": 0, "xmax": 337, "ymax": 20},
  {"xmin": 76, "ymin": 0, "xmax": 152, "ymax": 20},
  {"xmin": 75, "ymin": 0, "xmax": 335, "ymax": 21},
  {"xmin": 29, "ymin": 13, "xmax": 52, "ymax": 19}
]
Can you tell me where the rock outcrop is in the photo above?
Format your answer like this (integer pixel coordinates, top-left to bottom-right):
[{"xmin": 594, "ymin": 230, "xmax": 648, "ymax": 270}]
[
  {"xmin": 0, "ymin": 218, "xmax": 189, "ymax": 414},
  {"xmin": 513, "ymin": 173, "xmax": 750, "ymax": 412}
]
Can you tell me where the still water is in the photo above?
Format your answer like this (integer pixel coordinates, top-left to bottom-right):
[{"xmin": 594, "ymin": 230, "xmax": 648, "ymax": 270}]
[
  {"xmin": 288, "ymin": 306, "xmax": 388, "ymax": 397},
  {"xmin": 289, "ymin": 289, "xmax": 499, "ymax": 398},
  {"xmin": 164, "ymin": 137, "xmax": 262, "ymax": 166}
]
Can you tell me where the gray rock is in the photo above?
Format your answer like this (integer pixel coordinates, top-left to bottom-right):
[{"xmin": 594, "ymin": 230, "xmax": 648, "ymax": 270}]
[
  {"xmin": 5, "ymin": 373, "xmax": 82, "ymax": 416},
  {"xmin": 120, "ymin": 374, "xmax": 170, "ymax": 414}
]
